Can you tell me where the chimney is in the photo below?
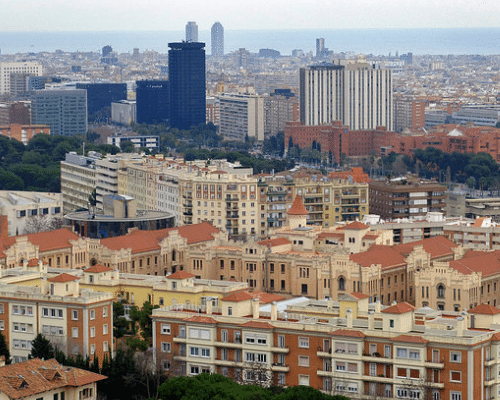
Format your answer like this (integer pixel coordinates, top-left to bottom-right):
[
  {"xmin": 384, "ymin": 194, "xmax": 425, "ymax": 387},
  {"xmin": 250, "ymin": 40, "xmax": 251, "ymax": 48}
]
[
  {"xmin": 206, "ymin": 299, "xmax": 213, "ymax": 315},
  {"xmin": 368, "ymin": 310, "xmax": 374, "ymax": 330},
  {"xmin": 270, "ymin": 301, "xmax": 278, "ymax": 321},
  {"xmin": 456, "ymin": 316, "xmax": 467, "ymax": 336},
  {"xmin": 346, "ymin": 308, "xmax": 353, "ymax": 328},
  {"xmin": 252, "ymin": 298, "xmax": 260, "ymax": 319},
  {"xmin": 375, "ymin": 300, "xmax": 381, "ymax": 314}
]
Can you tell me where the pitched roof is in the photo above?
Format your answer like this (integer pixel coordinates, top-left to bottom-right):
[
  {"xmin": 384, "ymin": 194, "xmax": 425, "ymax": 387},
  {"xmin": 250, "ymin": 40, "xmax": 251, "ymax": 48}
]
[
  {"xmin": 101, "ymin": 222, "xmax": 220, "ymax": 253},
  {"xmin": 342, "ymin": 221, "xmax": 369, "ymax": 230},
  {"xmin": 257, "ymin": 237, "xmax": 291, "ymax": 248},
  {"xmin": 395, "ymin": 235, "xmax": 457, "ymax": 259},
  {"xmin": 287, "ymin": 195, "xmax": 308, "ymax": 215},
  {"xmin": 468, "ymin": 304, "xmax": 500, "ymax": 315},
  {"xmin": 349, "ymin": 292, "xmax": 370, "ymax": 300},
  {"xmin": 0, "ymin": 358, "xmax": 105, "ymax": 399},
  {"xmin": 240, "ymin": 321, "xmax": 274, "ymax": 329},
  {"xmin": 166, "ymin": 271, "xmax": 195, "ymax": 280},
  {"xmin": 381, "ymin": 302, "xmax": 415, "ymax": 314},
  {"xmin": 183, "ymin": 315, "xmax": 217, "ymax": 324},
  {"xmin": 47, "ymin": 273, "xmax": 79, "ymax": 283},
  {"xmin": 0, "ymin": 228, "xmax": 80, "ymax": 255},
  {"xmin": 330, "ymin": 329, "xmax": 366, "ymax": 338},
  {"xmin": 83, "ymin": 264, "xmax": 113, "ymax": 273},
  {"xmin": 449, "ymin": 253, "xmax": 500, "ymax": 277},
  {"xmin": 392, "ymin": 334, "xmax": 428, "ymax": 344},
  {"xmin": 222, "ymin": 291, "xmax": 255, "ymax": 302},
  {"xmin": 350, "ymin": 245, "xmax": 406, "ymax": 269}
]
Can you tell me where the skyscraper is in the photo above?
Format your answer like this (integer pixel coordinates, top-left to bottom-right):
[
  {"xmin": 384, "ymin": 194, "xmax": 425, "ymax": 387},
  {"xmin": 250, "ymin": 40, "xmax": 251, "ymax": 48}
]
[
  {"xmin": 211, "ymin": 22, "xmax": 224, "ymax": 56},
  {"xmin": 168, "ymin": 42, "xmax": 206, "ymax": 130},
  {"xmin": 316, "ymin": 38, "xmax": 325, "ymax": 57},
  {"xmin": 185, "ymin": 21, "xmax": 198, "ymax": 42},
  {"xmin": 300, "ymin": 57, "xmax": 393, "ymax": 131},
  {"xmin": 136, "ymin": 80, "xmax": 170, "ymax": 124}
]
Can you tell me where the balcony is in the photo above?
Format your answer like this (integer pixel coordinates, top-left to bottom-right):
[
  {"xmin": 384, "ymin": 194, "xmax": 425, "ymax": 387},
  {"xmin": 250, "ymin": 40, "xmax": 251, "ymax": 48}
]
[
  {"xmin": 424, "ymin": 360, "xmax": 445, "ymax": 369},
  {"xmin": 485, "ymin": 358, "xmax": 498, "ymax": 367},
  {"xmin": 362, "ymin": 374, "xmax": 394, "ymax": 384},
  {"xmin": 361, "ymin": 355, "xmax": 394, "ymax": 364},
  {"xmin": 317, "ymin": 350, "xmax": 332, "ymax": 358},
  {"xmin": 173, "ymin": 335, "xmax": 187, "ymax": 343},
  {"xmin": 271, "ymin": 363, "xmax": 290, "ymax": 372},
  {"xmin": 214, "ymin": 341, "xmax": 243, "ymax": 349},
  {"xmin": 226, "ymin": 214, "xmax": 239, "ymax": 219},
  {"xmin": 271, "ymin": 347, "xmax": 289, "ymax": 354},
  {"xmin": 267, "ymin": 189, "xmax": 287, "ymax": 196}
]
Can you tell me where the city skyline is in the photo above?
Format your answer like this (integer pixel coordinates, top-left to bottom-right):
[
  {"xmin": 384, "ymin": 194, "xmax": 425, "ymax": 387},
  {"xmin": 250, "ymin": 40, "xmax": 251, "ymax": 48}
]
[{"xmin": 0, "ymin": 0, "xmax": 498, "ymax": 32}]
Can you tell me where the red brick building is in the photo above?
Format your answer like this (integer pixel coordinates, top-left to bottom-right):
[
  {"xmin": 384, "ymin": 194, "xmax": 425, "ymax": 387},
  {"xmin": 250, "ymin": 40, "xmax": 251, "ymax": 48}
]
[{"xmin": 0, "ymin": 124, "xmax": 50, "ymax": 145}]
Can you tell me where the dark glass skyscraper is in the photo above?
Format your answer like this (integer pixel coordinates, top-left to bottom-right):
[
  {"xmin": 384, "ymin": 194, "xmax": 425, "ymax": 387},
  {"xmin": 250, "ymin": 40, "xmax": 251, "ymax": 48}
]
[
  {"xmin": 76, "ymin": 83, "xmax": 126, "ymax": 118},
  {"xmin": 136, "ymin": 80, "xmax": 170, "ymax": 124},
  {"xmin": 168, "ymin": 42, "xmax": 206, "ymax": 130},
  {"xmin": 211, "ymin": 22, "xmax": 224, "ymax": 57}
]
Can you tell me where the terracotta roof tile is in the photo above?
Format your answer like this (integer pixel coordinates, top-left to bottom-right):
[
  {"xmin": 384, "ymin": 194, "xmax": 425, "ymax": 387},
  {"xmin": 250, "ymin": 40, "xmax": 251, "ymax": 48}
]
[
  {"xmin": 101, "ymin": 222, "xmax": 220, "ymax": 253},
  {"xmin": 47, "ymin": 273, "xmax": 79, "ymax": 283},
  {"xmin": 395, "ymin": 235, "xmax": 457, "ymax": 259},
  {"xmin": 166, "ymin": 271, "xmax": 195, "ymax": 280},
  {"xmin": 251, "ymin": 292, "xmax": 285, "ymax": 304},
  {"xmin": 183, "ymin": 315, "xmax": 217, "ymax": 324},
  {"xmin": 0, "ymin": 228, "xmax": 80, "ymax": 255},
  {"xmin": 330, "ymin": 329, "xmax": 366, "ymax": 338},
  {"xmin": 287, "ymin": 195, "xmax": 308, "ymax": 215},
  {"xmin": 381, "ymin": 302, "xmax": 415, "ymax": 314},
  {"xmin": 349, "ymin": 292, "xmax": 370, "ymax": 300},
  {"xmin": 27, "ymin": 258, "xmax": 40, "ymax": 267},
  {"xmin": 468, "ymin": 304, "xmax": 500, "ymax": 315},
  {"xmin": 84, "ymin": 264, "xmax": 113, "ymax": 273},
  {"xmin": 257, "ymin": 237, "xmax": 291, "ymax": 247},
  {"xmin": 222, "ymin": 291, "xmax": 255, "ymax": 302},
  {"xmin": 350, "ymin": 245, "xmax": 406, "ymax": 269},
  {"xmin": 342, "ymin": 221, "xmax": 369, "ymax": 230},
  {"xmin": 240, "ymin": 321, "xmax": 274, "ymax": 329},
  {"xmin": 0, "ymin": 358, "xmax": 105, "ymax": 399},
  {"xmin": 392, "ymin": 335, "xmax": 428, "ymax": 344},
  {"xmin": 491, "ymin": 332, "xmax": 500, "ymax": 341},
  {"xmin": 449, "ymin": 253, "xmax": 500, "ymax": 277}
]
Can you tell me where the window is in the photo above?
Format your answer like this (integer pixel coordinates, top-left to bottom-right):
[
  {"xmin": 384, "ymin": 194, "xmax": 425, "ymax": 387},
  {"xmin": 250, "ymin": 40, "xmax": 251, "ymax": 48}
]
[
  {"xmin": 72, "ymin": 310, "xmax": 78, "ymax": 320},
  {"xmin": 450, "ymin": 352, "xmax": 461, "ymax": 363},
  {"xmin": 103, "ymin": 324, "xmax": 108, "ymax": 335},
  {"xmin": 90, "ymin": 327, "xmax": 95, "ymax": 338},
  {"xmin": 103, "ymin": 306, "xmax": 108, "ymax": 318},
  {"xmin": 370, "ymin": 363, "xmax": 376, "ymax": 376},
  {"xmin": 450, "ymin": 392, "xmax": 462, "ymax": 400},
  {"xmin": 189, "ymin": 328, "xmax": 210, "ymax": 340},
  {"xmin": 298, "ymin": 337, "xmax": 309, "ymax": 348},
  {"xmin": 72, "ymin": 327, "xmax": 78, "ymax": 338},
  {"xmin": 90, "ymin": 344, "xmax": 95, "ymax": 355},
  {"xmin": 103, "ymin": 342, "xmax": 108, "ymax": 353},
  {"xmin": 90, "ymin": 309, "xmax": 95, "ymax": 320},
  {"xmin": 246, "ymin": 352, "xmax": 267, "ymax": 363},
  {"xmin": 245, "ymin": 334, "xmax": 267, "ymax": 345},
  {"xmin": 221, "ymin": 330, "xmax": 228, "ymax": 342},
  {"xmin": 437, "ymin": 284, "xmax": 445, "ymax": 298},
  {"xmin": 450, "ymin": 371, "xmax": 461, "ymax": 382},
  {"xmin": 278, "ymin": 373, "xmax": 285, "ymax": 385},
  {"xmin": 161, "ymin": 342, "xmax": 171, "ymax": 353},
  {"xmin": 190, "ymin": 347, "xmax": 210, "ymax": 358},
  {"xmin": 389, "ymin": 319, "xmax": 395, "ymax": 328},
  {"xmin": 161, "ymin": 324, "xmax": 171, "ymax": 335},
  {"xmin": 278, "ymin": 335, "xmax": 285, "ymax": 348},
  {"xmin": 298, "ymin": 375, "xmax": 309, "ymax": 386},
  {"xmin": 384, "ymin": 345, "xmax": 391, "ymax": 358},
  {"xmin": 298, "ymin": 355, "xmax": 309, "ymax": 367}
]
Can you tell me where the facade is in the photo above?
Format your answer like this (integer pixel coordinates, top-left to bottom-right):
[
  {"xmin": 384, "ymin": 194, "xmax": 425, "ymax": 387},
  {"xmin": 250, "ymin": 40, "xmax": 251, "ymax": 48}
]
[
  {"xmin": 0, "ymin": 191, "xmax": 62, "ymax": 236},
  {"xmin": 300, "ymin": 58, "xmax": 393, "ymax": 131},
  {"xmin": 369, "ymin": 179, "xmax": 447, "ymax": 220},
  {"xmin": 76, "ymin": 83, "xmax": 127, "ymax": 118},
  {"xmin": 394, "ymin": 96, "xmax": 425, "ymax": 132},
  {"xmin": 219, "ymin": 93, "xmax": 264, "ymax": 141},
  {"xmin": 0, "ymin": 124, "xmax": 49, "ymax": 145},
  {"xmin": 151, "ymin": 293, "xmax": 500, "ymax": 400},
  {"xmin": 135, "ymin": 80, "xmax": 169, "ymax": 125},
  {"xmin": 0, "ymin": 358, "xmax": 105, "ymax": 400},
  {"xmin": 111, "ymin": 100, "xmax": 136, "ymax": 125},
  {"xmin": 206, "ymin": 96, "xmax": 220, "ymax": 125},
  {"xmin": 31, "ymin": 89, "xmax": 87, "ymax": 136},
  {"xmin": 168, "ymin": 42, "xmax": 206, "ymax": 130},
  {"xmin": 0, "ymin": 267, "xmax": 113, "ymax": 363},
  {"xmin": 185, "ymin": 21, "xmax": 199, "ymax": 42},
  {"xmin": 0, "ymin": 62, "xmax": 42, "ymax": 95},
  {"xmin": 107, "ymin": 134, "xmax": 159, "ymax": 151},
  {"xmin": 452, "ymin": 106, "xmax": 500, "ymax": 127},
  {"xmin": 264, "ymin": 89, "xmax": 299, "ymax": 138},
  {"xmin": 60, "ymin": 152, "xmax": 99, "ymax": 213},
  {"xmin": 0, "ymin": 102, "xmax": 31, "ymax": 125},
  {"xmin": 211, "ymin": 22, "xmax": 224, "ymax": 56}
]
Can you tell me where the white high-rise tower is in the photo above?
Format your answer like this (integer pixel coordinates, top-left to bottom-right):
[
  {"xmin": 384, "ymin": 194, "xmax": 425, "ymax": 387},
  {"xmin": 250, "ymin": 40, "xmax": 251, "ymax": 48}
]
[
  {"xmin": 185, "ymin": 21, "xmax": 198, "ymax": 42},
  {"xmin": 211, "ymin": 22, "xmax": 224, "ymax": 57}
]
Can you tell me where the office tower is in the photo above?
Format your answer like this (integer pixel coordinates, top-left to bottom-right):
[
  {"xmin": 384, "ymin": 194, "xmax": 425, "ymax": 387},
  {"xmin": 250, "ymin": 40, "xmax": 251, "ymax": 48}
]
[
  {"xmin": 168, "ymin": 42, "xmax": 206, "ymax": 130},
  {"xmin": 300, "ymin": 58, "xmax": 393, "ymax": 131},
  {"xmin": 185, "ymin": 21, "xmax": 198, "ymax": 42},
  {"xmin": 316, "ymin": 38, "xmax": 325, "ymax": 57},
  {"xmin": 136, "ymin": 80, "xmax": 170, "ymax": 124},
  {"xmin": 0, "ymin": 62, "xmax": 42, "ymax": 95},
  {"xmin": 211, "ymin": 22, "xmax": 224, "ymax": 56},
  {"xmin": 31, "ymin": 89, "xmax": 87, "ymax": 136},
  {"xmin": 102, "ymin": 45, "xmax": 112, "ymax": 57},
  {"xmin": 219, "ymin": 93, "xmax": 264, "ymax": 141},
  {"xmin": 76, "ymin": 83, "xmax": 127, "ymax": 118}
]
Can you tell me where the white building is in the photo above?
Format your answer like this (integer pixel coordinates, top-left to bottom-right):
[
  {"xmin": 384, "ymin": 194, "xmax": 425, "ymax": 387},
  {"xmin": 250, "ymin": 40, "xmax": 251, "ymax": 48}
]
[
  {"xmin": 0, "ymin": 62, "xmax": 42, "ymax": 95},
  {"xmin": 219, "ymin": 93, "xmax": 264, "ymax": 141},
  {"xmin": 300, "ymin": 57, "xmax": 393, "ymax": 131},
  {"xmin": 0, "ymin": 191, "xmax": 62, "ymax": 236},
  {"xmin": 111, "ymin": 100, "xmax": 137, "ymax": 125}
]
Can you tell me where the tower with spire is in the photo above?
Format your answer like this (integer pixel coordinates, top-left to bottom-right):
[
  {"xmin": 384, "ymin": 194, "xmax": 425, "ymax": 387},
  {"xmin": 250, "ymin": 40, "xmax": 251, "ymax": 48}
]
[{"xmin": 286, "ymin": 195, "xmax": 308, "ymax": 229}]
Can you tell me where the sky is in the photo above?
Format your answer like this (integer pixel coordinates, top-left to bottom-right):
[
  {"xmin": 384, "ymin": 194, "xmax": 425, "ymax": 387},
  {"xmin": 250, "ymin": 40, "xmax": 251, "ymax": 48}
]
[{"xmin": 1, "ymin": 0, "xmax": 499, "ymax": 31}]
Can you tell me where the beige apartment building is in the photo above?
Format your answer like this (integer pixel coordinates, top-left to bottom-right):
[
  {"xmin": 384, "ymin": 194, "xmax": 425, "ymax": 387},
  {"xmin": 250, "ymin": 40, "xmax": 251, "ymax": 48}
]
[
  {"xmin": 218, "ymin": 93, "xmax": 264, "ymax": 141},
  {"xmin": 0, "ymin": 62, "xmax": 42, "ymax": 95}
]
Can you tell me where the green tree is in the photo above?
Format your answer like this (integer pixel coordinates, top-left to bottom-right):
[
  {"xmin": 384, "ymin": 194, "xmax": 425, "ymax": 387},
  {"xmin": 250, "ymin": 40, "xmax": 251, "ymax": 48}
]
[
  {"xmin": 29, "ymin": 333, "xmax": 54, "ymax": 359},
  {"xmin": 120, "ymin": 140, "xmax": 136, "ymax": 153},
  {"xmin": 0, "ymin": 332, "xmax": 11, "ymax": 364}
]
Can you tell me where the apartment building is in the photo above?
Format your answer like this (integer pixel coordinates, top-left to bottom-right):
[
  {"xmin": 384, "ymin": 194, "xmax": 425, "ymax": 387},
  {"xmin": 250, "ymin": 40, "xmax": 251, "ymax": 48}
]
[
  {"xmin": 152, "ymin": 293, "xmax": 500, "ymax": 400},
  {"xmin": 0, "ymin": 62, "xmax": 42, "ymax": 95},
  {"xmin": 219, "ymin": 93, "xmax": 264, "ymax": 141},
  {"xmin": 0, "ymin": 124, "xmax": 49, "ymax": 145},
  {"xmin": 0, "ymin": 191, "xmax": 62, "ymax": 236},
  {"xmin": 264, "ymin": 89, "xmax": 299, "ymax": 139},
  {"xmin": 369, "ymin": 178, "xmax": 447, "ymax": 220},
  {"xmin": 0, "ymin": 358, "xmax": 105, "ymax": 400},
  {"xmin": 0, "ymin": 266, "xmax": 113, "ymax": 363}
]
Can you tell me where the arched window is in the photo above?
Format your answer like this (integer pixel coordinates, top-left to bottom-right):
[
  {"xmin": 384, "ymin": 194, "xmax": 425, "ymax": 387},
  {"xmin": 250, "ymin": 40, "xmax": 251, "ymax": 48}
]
[
  {"xmin": 437, "ymin": 284, "xmax": 445, "ymax": 299},
  {"xmin": 172, "ymin": 249, "xmax": 176, "ymax": 262},
  {"xmin": 338, "ymin": 276, "xmax": 345, "ymax": 291}
]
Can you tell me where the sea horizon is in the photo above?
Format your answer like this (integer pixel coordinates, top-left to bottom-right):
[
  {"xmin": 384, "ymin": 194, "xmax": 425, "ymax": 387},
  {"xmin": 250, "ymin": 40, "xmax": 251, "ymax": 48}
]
[{"xmin": 1, "ymin": 27, "xmax": 500, "ymax": 56}]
